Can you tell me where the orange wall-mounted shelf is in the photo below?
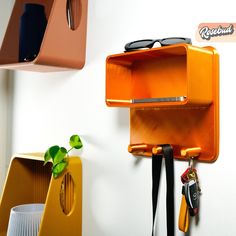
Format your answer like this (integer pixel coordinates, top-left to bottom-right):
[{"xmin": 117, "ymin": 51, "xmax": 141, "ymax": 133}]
[
  {"xmin": 106, "ymin": 44, "xmax": 219, "ymax": 162},
  {"xmin": 0, "ymin": 0, "xmax": 88, "ymax": 72},
  {"xmin": 106, "ymin": 44, "xmax": 215, "ymax": 108},
  {"xmin": 0, "ymin": 154, "xmax": 83, "ymax": 236}
]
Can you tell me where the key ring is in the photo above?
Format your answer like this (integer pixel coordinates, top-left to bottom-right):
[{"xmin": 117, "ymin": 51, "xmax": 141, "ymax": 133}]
[{"xmin": 188, "ymin": 157, "xmax": 194, "ymax": 170}]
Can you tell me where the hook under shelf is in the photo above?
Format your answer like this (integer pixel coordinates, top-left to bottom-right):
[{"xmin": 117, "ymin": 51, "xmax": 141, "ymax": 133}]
[
  {"xmin": 128, "ymin": 143, "xmax": 162, "ymax": 157},
  {"xmin": 128, "ymin": 143, "xmax": 201, "ymax": 160},
  {"xmin": 180, "ymin": 147, "xmax": 201, "ymax": 158}
]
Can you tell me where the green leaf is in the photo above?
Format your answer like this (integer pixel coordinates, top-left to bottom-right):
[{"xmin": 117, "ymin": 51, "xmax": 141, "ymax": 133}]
[
  {"xmin": 44, "ymin": 149, "xmax": 51, "ymax": 165},
  {"xmin": 69, "ymin": 135, "xmax": 83, "ymax": 149},
  {"xmin": 49, "ymin": 145, "xmax": 60, "ymax": 160},
  {"xmin": 52, "ymin": 160, "xmax": 68, "ymax": 178},
  {"xmin": 53, "ymin": 147, "xmax": 67, "ymax": 166}
]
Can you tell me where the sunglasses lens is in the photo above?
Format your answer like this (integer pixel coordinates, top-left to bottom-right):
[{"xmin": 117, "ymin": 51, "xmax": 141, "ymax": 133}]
[
  {"xmin": 125, "ymin": 37, "xmax": 192, "ymax": 52},
  {"xmin": 126, "ymin": 40, "xmax": 154, "ymax": 50},
  {"xmin": 161, "ymin": 38, "xmax": 191, "ymax": 45}
]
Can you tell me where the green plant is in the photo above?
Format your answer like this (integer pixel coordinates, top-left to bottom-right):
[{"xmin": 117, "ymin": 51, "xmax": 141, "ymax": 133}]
[{"xmin": 44, "ymin": 134, "xmax": 83, "ymax": 178}]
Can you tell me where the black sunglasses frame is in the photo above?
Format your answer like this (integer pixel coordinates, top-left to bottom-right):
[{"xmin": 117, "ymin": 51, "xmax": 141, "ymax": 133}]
[{"xmin": 124, "ymin": 37, "xmax": 192, "ymax": 52}]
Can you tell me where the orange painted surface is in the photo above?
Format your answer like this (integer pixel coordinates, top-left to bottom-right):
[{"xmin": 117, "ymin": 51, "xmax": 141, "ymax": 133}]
[
  {"xmin": 106, "ymin": 45, "xmax": 219, "ymax": 162},
  {"xmin": 106, "ymin": 44, "xmax": 215, "ymax": 107},
  {"xmin": 0, "ymin": 0, "xmax": 88, "ymax": 71},
  {"xmin": 0, "ymin": 154, "xmax": 83, "ymax": 236}
]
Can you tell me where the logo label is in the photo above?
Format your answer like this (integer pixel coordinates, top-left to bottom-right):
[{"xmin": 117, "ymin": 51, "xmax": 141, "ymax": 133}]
[{"xmin": 196, "ymin": 23, "xmax": 236, "ymax": 42}]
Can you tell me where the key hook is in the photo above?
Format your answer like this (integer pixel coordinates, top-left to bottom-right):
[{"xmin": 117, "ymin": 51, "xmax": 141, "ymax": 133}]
[
  {"xmin": 181, "ymin": 147, "xmax": 201, "ymax": 166},
  {"xmin": 128, "ymin": 143, "xmax": 162, "ymax": 157}
]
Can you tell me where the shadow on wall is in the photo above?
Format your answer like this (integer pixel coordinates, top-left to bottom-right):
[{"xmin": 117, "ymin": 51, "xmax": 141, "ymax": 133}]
[
  {"xmin": 82, "ymin": 158, "xmax": 105, "ymax": 236},
  {"xmin": 0, "ymin": 70, "xmax": 13, "ymax": 191},
  {"xmin": 86, "ymin": 0, "xmax": 131, "ymax": 65},
  {"xmin": 0, "ymin": 1, "xmax": 15, "ymax": 190},
  {"xmin": 116, "ymin": 109, "xmax": 129, "ymax": 129},
  {"xmin": 0, "ymin": 0, "xmax": 13, "ymax": 45}
]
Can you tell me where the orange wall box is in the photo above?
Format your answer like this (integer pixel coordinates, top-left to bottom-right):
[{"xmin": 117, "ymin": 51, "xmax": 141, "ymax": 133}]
[
  {"xmin": 0, "ymin": 154, "xmax": 82, "ymax": 236},
  {"xmin": 106, "ymin": 44, "xmax": 219, "ymax": 162},
  {"xmin": 0, "ymin": 0, "xmax": 88, "ymax": 72}
]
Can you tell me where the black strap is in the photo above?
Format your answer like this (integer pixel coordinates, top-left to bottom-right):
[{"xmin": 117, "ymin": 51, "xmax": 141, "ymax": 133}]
[
  {"xmin": 152, "ymin": 153, "xmax": 162, "ymax": 236},
  {"xmin": 152, "ymin": 144, "xmax": 174, "ymax": 236}
]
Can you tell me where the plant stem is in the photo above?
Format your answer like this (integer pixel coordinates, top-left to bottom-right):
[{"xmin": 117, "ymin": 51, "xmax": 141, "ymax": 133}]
[{"xmin": 67, "ymin": 147, "xmax": 74, "ymax": 154}]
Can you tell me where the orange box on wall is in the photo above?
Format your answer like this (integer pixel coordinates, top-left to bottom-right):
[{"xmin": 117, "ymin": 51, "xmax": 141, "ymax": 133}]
[{"xmin": 106, "ymin": 44, "xmax": 219, "ymax": 162}]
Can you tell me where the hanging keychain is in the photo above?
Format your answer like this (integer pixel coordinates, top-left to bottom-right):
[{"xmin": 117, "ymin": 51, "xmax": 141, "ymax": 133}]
[{"xmin": 178, "ymin": 158, "xmax": 201, "ymax": 233}]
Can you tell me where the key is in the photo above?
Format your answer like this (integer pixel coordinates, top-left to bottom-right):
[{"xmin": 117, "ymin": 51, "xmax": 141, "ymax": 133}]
[
  {"xmin": 180, "ymin": 165, "xmax": 201, "ymax": 216},
  {"xmin": 187, "ymin": 169, "xmax": 196, "ymax": 181},
  {"xmin": 187, "ymin": 168, "xmax": 201, "ymax": 192},
  {"xmin": 181, "ymin": 167, "xmax": 197, "ymax": 183},
  {"xmin": 184, "ymin": 178, "xmax": 200, "ymax": 216},
  {"xmin": 181, "ymin": 167, "xmax": 191, "ymax": 184}
]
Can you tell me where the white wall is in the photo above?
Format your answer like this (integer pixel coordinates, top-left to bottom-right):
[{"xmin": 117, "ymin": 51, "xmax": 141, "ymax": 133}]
[
  {"xmin": 0, "ymin": 71, "xmax": 12, "ymax": 190},
  {"xmin": 4, "ymin": 0, "xmax": 236, "ymax": 235},
  {"xmin": 0, "ymin": 0, "xmax": 13, "ymax": 189},
  {"xmin": 0, "ymin": 0, "xmax": 13, "ymax": 43}
]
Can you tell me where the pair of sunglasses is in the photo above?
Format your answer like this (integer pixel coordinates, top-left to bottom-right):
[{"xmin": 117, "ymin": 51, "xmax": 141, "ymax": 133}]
[{"xmin": 124, "ymin": 37, "xmax": 192, "ymax": 52}]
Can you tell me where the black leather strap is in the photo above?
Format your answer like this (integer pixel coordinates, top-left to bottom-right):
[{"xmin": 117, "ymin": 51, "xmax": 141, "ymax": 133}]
[
  {"xmin": 152, "ymin": 144, "xmax": 174, "ymax": 236},
  {"xmin": 152, "ymin": 153, "xmax": 162, "ymax": 236}
]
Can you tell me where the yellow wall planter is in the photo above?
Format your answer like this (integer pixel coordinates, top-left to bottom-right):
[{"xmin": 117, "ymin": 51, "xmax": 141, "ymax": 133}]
[{"xmin": 0, "ymin": 153, "xmax": 82, "ymax": 236}]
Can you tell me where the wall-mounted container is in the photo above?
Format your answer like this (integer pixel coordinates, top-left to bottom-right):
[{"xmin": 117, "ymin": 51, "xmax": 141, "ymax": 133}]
[
  {"xmin": 0, "ymin": 153, "xmax": 82, "ymax": 236},
  {"xmin": 106, "ymin": 44, "xmax": 215, "ymax": 108},
  {"xmin": 106, "ymin": 44, "xmax": 219, "ymax": 162},
  {"xmin": 0, "ymin": 0, "xmax": 88, "ymax": 72}
]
